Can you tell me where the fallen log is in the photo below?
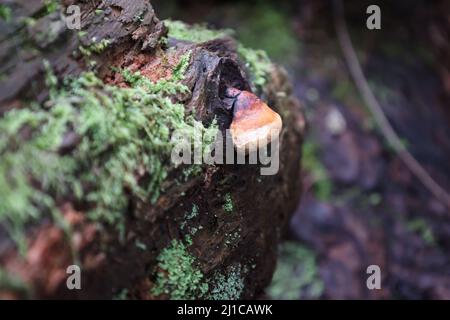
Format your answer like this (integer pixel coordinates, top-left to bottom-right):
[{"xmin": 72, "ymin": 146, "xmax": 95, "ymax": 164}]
[{"xmin": 0, "ymin": 0, "xmax": 304, "ymax": 299}]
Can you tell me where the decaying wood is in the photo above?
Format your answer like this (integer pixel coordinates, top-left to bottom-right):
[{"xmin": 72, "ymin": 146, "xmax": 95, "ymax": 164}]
[{"xmin": 0, "ymin": 0, "xmax": 304, "ymax": 299}]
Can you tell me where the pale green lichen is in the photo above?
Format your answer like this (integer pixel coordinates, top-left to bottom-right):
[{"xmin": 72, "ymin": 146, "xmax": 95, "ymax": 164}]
[
  {"xmin": 133, "ymin": 9, "xmax": 146, "ymax": 23},
  {"xmin": 0, "ymin": 51, "xmax": 217, "ymax": 251},
  {"xmin": 135, "ymin": 240, "xmax": 147, "ymax": 251},
  {"xmin": 186, "ymin": 204, "xmax": 199, "ymax": 220},
  {"xmin": 225, "ymin": 231, "xmax": 240, "ymax": 248},
  {"xmin": 151, "ymin": 239, "xmax": 208, "ymax": 299},
  {"xmin": 181, "ymin": 204, "xmax": 202, "ymax": 235},
  {"xmin": 208, "ymin": 264, "xmax": 246, "ymax": 300},
  {"xmin": 181, "ymin": 165, "xmax": 203, "ymax": 181},
  {"xmin": 223, "ymin": 193, "xmax": 234, "ymax": 213}
]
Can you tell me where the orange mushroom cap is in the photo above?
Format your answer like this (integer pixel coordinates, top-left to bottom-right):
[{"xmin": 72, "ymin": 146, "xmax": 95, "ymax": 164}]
[{"xmin": 228, "ymin": 89, "xmax": 282, "ymax": 154}]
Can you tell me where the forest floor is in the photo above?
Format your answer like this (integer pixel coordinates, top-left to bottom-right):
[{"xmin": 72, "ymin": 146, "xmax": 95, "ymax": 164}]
[{"xmin": 152, "ymin": 0, "xmax": 450, "ymax": 299}]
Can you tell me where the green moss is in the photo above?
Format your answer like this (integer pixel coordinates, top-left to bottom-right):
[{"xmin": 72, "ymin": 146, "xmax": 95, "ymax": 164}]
[
  {"xmin": 406, "ymin": 218, "xmax": 436, "ymax": 246},
  {"xmin": 113, "ymin": 288, "xmax": 128, "ymax": 300},
  {"xmin": 181, "ymin": 165, "xmax": 203, "ymax": 181},
  {"xmin": 222, "ymin": 193, "xmax": 234, "ymax": 213},
  {"xmin": 267, "ymin": 242, "xmax": 323, "ymax": 300},
  {"xmin": 164, "ymin": 19, "xmax": 231, "ymax": 43},
  {"xmin": 0, "ymin": 4, "xmax": 12, "ymax": 22},
  {"xmin": 79, "ymin": 38, "xmax": 111, "ymax": 57},
  {"xmin": 234, "ymin": 4, "xmax": 299, "ymax": 63},
  {"xmin": 43, "ymin": 0, "xmax": 59, "ymax": 14},
  {"xmin": 133, "ymin": 10, "xmax": 145, "ymax": 23},
  {"xmin": 237, "ymin": 46, "xmax": 272, "ymax": 90},
  {"xmin": 0, "ymin": 268, "xmax": 30, "ymax": 295},
  {"xmin": 22, "ymin": 17, "xmax": 37, "ymax": 27},
  {"xmin": 331, "ymin": 79, "xmax": 353, "ymax": 102},
  {"xmin": 181, "ymin": 204, "xmax": 202, "ymax": 235},
  {"xmin": 302, "ymin": 141, "xmax": 332, "ymax": 201},
  {"xmin": 151, "ymin": 239, "xmax": 208, "ymax": 299},
  {"xmin": 135, "ymin": 240, "xmax": 147, "ymax": 251},
  {"xmin": 208, "ymin": 264, "xmax": 245, "ymax": 300},
  {"xmin": 77, "ymin": 31, "xmax": 87, "ymax": 38},
  {"xmin": 0, "ymin": 51, "xmax": 217, "ymax": 251},
  {"xmin": 368, "ymin": 193, "xmax": 382, "ymax": 206},
  {"xmin": 186, "ymin": 204, "xmax": 199, "ymax": 220},
  {"xmin": 163, "ymin": 19, "xmax": 272, "ymax": 90}
]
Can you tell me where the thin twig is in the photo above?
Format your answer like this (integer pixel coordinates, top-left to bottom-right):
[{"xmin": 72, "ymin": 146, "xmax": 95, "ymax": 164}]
[{"xmin": 333, "ymin": 0, "xmax": 450, "ymax": 209}]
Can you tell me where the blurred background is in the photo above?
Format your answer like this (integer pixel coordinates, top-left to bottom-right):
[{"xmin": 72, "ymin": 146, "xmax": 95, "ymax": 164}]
[{"xmin": 151, "ymin": 0, "xmax": 450, "ymax": 299}]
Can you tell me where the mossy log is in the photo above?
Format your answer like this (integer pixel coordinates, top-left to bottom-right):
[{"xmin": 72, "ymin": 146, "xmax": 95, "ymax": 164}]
[{"xmin": 0, "ymin": 0, "xmax": 304, "ymax": 299}]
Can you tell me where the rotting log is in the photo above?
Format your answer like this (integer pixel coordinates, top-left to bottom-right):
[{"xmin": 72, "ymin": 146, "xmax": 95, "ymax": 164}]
[{"xmin": 0, "ymin": 0, "xmax": 304, "ymax": 299}]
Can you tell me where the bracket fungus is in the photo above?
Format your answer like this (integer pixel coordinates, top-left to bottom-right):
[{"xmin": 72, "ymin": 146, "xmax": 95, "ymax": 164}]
[{"xmin": 226, "ymin": 88, "xmax": 282, "ymax": 154}]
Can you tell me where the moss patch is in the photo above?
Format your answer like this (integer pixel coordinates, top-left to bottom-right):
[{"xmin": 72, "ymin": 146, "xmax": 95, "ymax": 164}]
[
  {"xmin": 406, "ymin": 218, "xmax": 436, "ymax": 246},
  {"xmin": 180, "ymin": 165, "xmax": 203, "ymax": 181},
  {"xmin": 237, "ymin": 46, "xmax": 272, "ymax": 89},
  {"xmin": 234, "ymin": 4, "xmax": 299, "ymax": 63},
  {"xmin": 79, "ymin": 38, "xmax": 111, "ymax": 57},
  {"xmin": 0, "ymin": 4, "xmax": 12, "ymax": 22},
  {"xmin": 0, "ymin": 51, "xmax": 218, "ymax": 252},
  {"xmin": 164, "ymin": 19, "xmax": 231, "ymax": 43},
  {"xmin": 186, "ymin": 204, "xmax": 199, "ymax": 220},
  {"xmin": 163, "ymin": 19, "xmax": 272, "ymax": 90},
  {"xmin": 151, "ymin": 238, "xmax": 209, "ymax": 299},
  {"xmin": 302, "ymin": 141, "xmax": 332, "ymax": 201}
]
